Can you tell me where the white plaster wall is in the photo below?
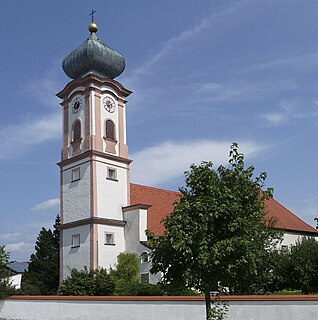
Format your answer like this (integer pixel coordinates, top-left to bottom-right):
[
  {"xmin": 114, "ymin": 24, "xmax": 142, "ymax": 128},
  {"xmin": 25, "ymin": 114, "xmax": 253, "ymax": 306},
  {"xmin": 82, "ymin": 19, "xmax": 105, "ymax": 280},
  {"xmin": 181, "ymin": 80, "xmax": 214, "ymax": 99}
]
[
  {"xmin": 62, "ymin": 225, "xmax": 91, "ymax": 279},
  {"xmin": 139, "ymin": 210, "xmax": 147, "ymax": 242},
  {"xmin": 124, "ymin": 209, "xmax": 147, "ymax": 251},
  {"xmin": 2, "ymin": 298, "xmax": 318, "ymax": 320},
  {"xmin": 98, "ymin": 225, "xmax": 126, "ymax": 269},
  {"xmin": 8, "ymin": 274, "xmax": 22, "ymax": 289},
  {"xmin": 90, "ymin": 90, "xmax": 95, "ymax": 136},
  {"xmin": 95, "ymin": 158, "xmax": 128, "ymax": 220},
  {"xmin": 280, "ymin": 231, "xmax": 318, "ymax": 248},
  {"xmin": 124, "ymin": 209, "xmax": 160, "ymax": 284},
  {"xmin": 124, "ymin": 209, "xmax": 141, "ymax": 253},
  {"xmin": 62, "ymin": 160, "xmax": 90, "ymax": 223}
]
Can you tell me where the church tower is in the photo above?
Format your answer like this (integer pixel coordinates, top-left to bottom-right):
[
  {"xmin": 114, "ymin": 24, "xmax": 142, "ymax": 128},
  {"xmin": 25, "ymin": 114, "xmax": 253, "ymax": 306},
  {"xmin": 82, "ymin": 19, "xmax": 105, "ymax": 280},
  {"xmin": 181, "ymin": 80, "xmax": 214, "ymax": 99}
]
[{"xmin": 57, "ymin": 19, "xmax": 132, "ymax": 279}]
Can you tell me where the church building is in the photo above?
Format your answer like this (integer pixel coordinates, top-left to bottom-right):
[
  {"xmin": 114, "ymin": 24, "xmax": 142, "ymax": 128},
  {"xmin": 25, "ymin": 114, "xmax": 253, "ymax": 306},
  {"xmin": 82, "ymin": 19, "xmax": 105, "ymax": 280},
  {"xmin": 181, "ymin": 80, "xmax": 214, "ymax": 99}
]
[{"xmin": 57, "ymin": 20, "xmax": 318, "ymax": 282}]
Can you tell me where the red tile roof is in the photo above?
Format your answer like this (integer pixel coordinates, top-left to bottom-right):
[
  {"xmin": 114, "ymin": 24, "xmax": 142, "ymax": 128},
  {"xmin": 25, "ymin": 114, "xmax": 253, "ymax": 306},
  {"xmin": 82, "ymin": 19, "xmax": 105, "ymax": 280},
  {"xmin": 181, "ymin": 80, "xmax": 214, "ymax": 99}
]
[
  {"xmin": 264, "ymin": 197, "xmax": 317, "ymax": 234},
  {"xmin": 130, "ymin": 183, "xmax": 318, "ymax": 236}
]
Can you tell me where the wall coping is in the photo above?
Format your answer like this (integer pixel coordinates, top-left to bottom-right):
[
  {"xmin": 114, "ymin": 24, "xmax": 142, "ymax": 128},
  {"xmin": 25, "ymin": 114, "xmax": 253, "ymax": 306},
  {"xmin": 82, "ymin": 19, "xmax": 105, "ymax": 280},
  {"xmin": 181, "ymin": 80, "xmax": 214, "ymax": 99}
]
[{"xmin": 6, "ymin": 295, "xmax": 318, "ymax": 302}]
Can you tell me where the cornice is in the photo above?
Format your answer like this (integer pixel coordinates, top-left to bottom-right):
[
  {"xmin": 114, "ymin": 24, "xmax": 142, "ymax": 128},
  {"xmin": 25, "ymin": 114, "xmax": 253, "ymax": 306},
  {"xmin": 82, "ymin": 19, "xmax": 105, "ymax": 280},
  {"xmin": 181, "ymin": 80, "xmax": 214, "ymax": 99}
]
[
  {"xmin": 122, "ymin": 204, "xmax": 152, "ymax": 212},
  {"xmin": 59, "ymin": 217, "xmax": 126, "ymax": 230},
  {"xmin": 57, "ymin": 149, "xmax": 132, "ymax": 168},
  {"xmin": 56, "ymin": 75, "xmax": 132, "ymax": 100}
]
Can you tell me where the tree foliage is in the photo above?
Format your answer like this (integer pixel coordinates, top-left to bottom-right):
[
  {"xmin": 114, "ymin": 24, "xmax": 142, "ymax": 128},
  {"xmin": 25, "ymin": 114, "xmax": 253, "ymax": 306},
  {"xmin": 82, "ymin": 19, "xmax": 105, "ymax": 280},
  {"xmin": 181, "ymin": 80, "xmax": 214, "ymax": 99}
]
[
  {"xmin": 58, "ymin": 252, "xmax": 142, "ymax": 296},
  {"xmin": 58, "ymin": 267, "xmax": 115, "ymax": 296},
  {"xmin": 147, "ymin": 143, "xmax": 281, "ymax": 319},
  {"xmin": 0, "ymin": 246, "xmax": 9, "ymax": 277},
  {"xmin": 113, "ymin": 252, "xmax": 140, "ymax": 295},
  {"xmin": 22, "ymin": 215, "xmax": 60, "ymax": 295},
  {"xmin": 0, "ymin": 246, "xmax": 15, "ymax": 299},
  {"xmin": 285, "ymin": 237, "xmax": 318, "ymax": 294}
]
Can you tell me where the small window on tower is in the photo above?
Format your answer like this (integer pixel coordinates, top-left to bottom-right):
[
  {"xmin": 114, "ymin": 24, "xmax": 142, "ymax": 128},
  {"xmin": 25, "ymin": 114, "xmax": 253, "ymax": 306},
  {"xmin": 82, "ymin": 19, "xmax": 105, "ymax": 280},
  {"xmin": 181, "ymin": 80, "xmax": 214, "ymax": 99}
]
[
  {"xmin": 73, "ymin": 119, "xmax": 82, "ymax": 142},
  {"xmin": 105, "ymin": 232, "xmax": 115, "ymax": 245},
  {"xmin": 105, "ymin": 120, "xmax": 115, "ymax": 140},
  {"xmin": 72, "ymin": 120, "xmax": 82, "ymax": 142},
  {"xmin": 107, "ymin": 167, "xmax": 117, "ymax": 181},
  {"xmin": 72, "ymin": 168, "xmax": 80, "ymax": 182},
  {"xmin": 72, "ymin": 234, "xmax": 80, "ymax": 248}
]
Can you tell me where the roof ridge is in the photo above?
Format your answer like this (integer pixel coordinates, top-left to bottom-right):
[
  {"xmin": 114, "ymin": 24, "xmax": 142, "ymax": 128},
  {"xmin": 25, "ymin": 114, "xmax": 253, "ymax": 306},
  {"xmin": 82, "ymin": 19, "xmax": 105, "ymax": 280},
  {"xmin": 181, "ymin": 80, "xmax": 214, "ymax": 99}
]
[{"xmin": 130, "ymin": 183, "xmax": 180, "ymax": 195}]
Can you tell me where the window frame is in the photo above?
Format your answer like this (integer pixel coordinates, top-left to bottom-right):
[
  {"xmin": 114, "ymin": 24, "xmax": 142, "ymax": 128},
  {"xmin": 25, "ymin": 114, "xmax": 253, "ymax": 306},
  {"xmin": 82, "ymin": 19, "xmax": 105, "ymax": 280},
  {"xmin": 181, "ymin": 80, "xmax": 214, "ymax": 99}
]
[
  {"xmin": 104, "ymin": 232, "xmax": 115, "ymax": 246},
  {"xmin": 281, "ymin": 245, "xmax": 289, "ymax": 253},
  {"xmin": 71, "ymin": 234, "xmax": 80, "ymax": 248},
  {"xmin": 106, "ymin": 167, "xmax": 118, "ymax": 181},
  {"xmin": 72, "ymin": 119, "xmax": 82, "ymax": 142},
  {"xmin": 71, "ymin": 167, "xmax": 80, "ymax": 182},
  {"xmin": 140, "ymin": 251, "xmax": 150, "ymax": 263},
  {"xmin": 140, "ymin": 273, "xmax": 150, "ymax": 284},
  {"xmin": 105, "ymin": 119, "xmax": 116, "ymax": 141}
]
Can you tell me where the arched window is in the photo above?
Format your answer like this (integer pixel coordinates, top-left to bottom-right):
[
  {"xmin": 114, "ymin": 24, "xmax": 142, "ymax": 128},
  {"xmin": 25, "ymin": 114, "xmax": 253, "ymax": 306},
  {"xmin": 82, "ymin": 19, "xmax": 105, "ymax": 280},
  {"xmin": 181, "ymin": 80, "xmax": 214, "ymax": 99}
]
[
  {"xmin": 72, "ymin": 120, "xmax": 81, "ymax": 142},
  {"xmin": 140, "ymin": 251, "xmax": 149, "ymax": 263},
  {"xmin": 105, "ymin": 120, "xmax": 115, "ymax": 140}
]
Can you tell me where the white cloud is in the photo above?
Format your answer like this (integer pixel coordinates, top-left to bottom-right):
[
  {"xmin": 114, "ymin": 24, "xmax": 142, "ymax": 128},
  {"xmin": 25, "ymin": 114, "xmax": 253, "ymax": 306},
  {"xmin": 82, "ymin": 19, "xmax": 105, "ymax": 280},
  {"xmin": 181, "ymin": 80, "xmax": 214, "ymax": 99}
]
[
  {"xmin": 262, "ymin": 99, "xmax": 318, "ymax": 126},
  {"xmin": 130, "ymin": 139, "xmax": 266, "ymax": 186},
  {"xmin": 23, "ymin": 79, "xmax": 61, "ymax": 109},
  {"xmin": 128, "ymin": 17, "xmax": 211, "ymax": 81},
  {"xmin": 31, "ymin": 198, "xmax": 60, "ymax": 212},
  {"xmin": 0, "ymin": 112, "xmax": 61, "ymax": 159},
  {"xmin": 124, "ymin": 0, "xmax": 252, "ymax": 86},
  {"xmin": 0, "ymin": 233, "xmax": 20, "ymax": 241},
  {"xmin": 190, "ymin": 80, "xmax": 296, "ymax": 104},
  {"xmin": 244, "ymin": 53, "xmax": 318, "ymax": 73},
  {"xmin": 263, "ymin": 112, "xmax": 286, "ymax": 125},
  {"xmin": 0, "ymin": 60, "xmax": 64, "ymax": 160},
  {"xmin": 22, "ymin": 58, "xmax": 63, "ymax": 108},
  {"xmin": 5, "ymin": 242, "xmax": 33, "ymax": 253}
]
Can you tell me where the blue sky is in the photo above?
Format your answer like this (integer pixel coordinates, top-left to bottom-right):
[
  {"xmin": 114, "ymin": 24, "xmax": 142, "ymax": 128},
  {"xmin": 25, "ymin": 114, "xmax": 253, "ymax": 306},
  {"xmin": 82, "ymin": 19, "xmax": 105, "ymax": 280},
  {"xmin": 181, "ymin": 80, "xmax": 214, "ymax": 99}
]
[{"xmin": 1, "ymin": 0, "xmax": 318, "ymax": 261}]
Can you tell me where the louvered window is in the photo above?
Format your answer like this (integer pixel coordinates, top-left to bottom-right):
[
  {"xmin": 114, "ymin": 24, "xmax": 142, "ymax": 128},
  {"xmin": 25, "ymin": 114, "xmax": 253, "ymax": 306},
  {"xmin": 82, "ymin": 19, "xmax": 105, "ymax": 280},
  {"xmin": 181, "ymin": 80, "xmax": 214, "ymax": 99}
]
[
  {"xmin": 73, "ymin": 120, "xmax": 81, "ymax": 142},
  {"xmin": 106, "ymin": 120, "xmax": 115, "ymax": 140}
]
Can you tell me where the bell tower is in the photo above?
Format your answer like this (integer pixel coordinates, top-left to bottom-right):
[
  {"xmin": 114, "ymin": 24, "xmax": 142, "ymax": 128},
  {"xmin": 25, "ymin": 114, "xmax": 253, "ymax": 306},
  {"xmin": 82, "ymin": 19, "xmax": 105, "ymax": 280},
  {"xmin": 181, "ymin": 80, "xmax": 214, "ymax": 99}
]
[{"xmin": 57, "ymin": 19, "xmax": 132, "ymax": 279}]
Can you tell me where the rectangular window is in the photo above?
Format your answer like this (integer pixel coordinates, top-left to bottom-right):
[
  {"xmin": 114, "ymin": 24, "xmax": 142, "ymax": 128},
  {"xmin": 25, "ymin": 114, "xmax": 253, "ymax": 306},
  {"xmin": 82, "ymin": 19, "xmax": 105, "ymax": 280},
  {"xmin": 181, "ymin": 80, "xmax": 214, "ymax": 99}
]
[
  {"xmin": 107, "ymin": 167, "xmax": 117, "ymax": 181},
  {"xmin": 72, "ymin": 168, "xmax": 80, "ymax": 182},
  {"xmin": 105, "ymin": 232, "xmax": 115, "ymax": 245},
  {"xmin": 281, "ymin": 245, "xmax": 289, "ymax": 253},
  {"xmin": 72, "ymin": 234, "xmax": 80, "ymax": 248},
  {"xmin": 141, "ymin": 273, "xmax": 150, "ymax": 284}
]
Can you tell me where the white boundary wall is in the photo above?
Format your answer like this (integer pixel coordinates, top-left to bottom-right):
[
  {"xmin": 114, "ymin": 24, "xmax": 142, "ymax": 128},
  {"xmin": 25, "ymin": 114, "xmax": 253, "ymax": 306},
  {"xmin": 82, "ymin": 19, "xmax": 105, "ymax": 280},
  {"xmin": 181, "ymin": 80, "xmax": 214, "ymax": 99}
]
[{"xmin": 1, "ymin": 296, "xmax": 318, "ymax": 320}]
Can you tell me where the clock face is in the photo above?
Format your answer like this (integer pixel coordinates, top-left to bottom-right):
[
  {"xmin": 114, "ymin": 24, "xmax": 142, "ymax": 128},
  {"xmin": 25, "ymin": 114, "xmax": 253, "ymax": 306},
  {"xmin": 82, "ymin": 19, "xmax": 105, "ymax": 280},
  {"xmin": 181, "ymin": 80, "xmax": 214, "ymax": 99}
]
[
  {"xmin": 72, "ymin": 97, "xmax": 82, "ymax": 114},
  {"xmin": 103, "ymin": 96, "xmax": 116, "ymax": 113}
]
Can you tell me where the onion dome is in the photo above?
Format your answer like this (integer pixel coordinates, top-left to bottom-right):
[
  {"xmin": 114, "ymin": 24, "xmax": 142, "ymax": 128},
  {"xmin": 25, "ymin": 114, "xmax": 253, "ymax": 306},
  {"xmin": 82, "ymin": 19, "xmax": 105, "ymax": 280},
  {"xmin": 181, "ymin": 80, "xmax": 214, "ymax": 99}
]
[{"xmin": 62, "ymin": 22, "xmax": 125, "ymax": 80}]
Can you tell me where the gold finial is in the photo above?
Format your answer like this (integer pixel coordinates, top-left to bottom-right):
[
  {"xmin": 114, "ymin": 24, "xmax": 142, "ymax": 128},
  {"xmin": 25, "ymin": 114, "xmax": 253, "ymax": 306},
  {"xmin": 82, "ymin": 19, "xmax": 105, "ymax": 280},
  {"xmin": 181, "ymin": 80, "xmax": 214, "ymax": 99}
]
[
  {"xmin": 89, "ymin": 23, "xmax": 98, "ymax": 33},
  {"xmin": 88, "ymin": 10, "xmax": 98, "ymax": 33}
]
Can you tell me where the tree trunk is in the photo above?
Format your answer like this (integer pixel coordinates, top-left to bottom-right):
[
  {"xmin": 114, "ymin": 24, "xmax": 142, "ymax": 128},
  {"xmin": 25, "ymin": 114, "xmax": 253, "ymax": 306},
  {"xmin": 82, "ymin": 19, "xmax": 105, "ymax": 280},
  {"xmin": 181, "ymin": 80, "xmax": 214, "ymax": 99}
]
[{"xmin": 204, "ymin": 288, "xmax": 211, "ymax": 320}]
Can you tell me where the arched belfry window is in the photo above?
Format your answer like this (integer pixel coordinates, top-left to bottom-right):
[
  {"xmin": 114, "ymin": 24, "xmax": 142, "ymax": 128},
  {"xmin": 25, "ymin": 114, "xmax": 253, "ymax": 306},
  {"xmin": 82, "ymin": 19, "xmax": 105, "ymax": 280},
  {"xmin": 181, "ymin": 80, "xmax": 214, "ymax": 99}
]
[
  {"xmin": 105, "ymin": 120, "xmax": 115, "ymax": 140},
  {"xmin": 72, "ymin": 119, "xmax": 81, "ymax": 142}
]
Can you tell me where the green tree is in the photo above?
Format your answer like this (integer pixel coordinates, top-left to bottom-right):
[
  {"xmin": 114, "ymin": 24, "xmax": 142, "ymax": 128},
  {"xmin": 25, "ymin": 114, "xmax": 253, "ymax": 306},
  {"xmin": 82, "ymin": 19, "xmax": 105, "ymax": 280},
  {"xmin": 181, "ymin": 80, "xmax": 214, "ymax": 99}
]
[
  {"xmin": 0, "ymin": 246, "xmax": 15, "ymax": 299},
  {"xmin": 287, "ymin": 237, "xmax": 318, "ymax": 294},
  {"xmin": 113, "ymin": 252, "xmax": 140, "ymax": 295},
  {"xmin": 147, "ymin": 143, "xmax": 281, "ymax": 319},
  {"xmin": 22, "ymin": 215, "xmax": 60, "ymax": 295},
  {"xmin": 58, "ymin": 252, "xmax": 141, "ymax": 296},
  {"xmin": 262, "ymin": 249, "xmax": 291, "ymax": 294},
  {"xmin": 58, "ymin": 267, "xmax": 115, "ymax": 296}
]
